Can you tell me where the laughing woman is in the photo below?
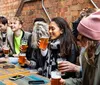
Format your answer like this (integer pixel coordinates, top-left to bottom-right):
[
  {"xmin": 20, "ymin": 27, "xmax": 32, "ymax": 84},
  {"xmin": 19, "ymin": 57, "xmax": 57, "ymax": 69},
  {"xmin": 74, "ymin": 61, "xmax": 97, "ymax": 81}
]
[{"xmin": 42, "ymin": 17, "xmax": 79, "ymax": 78}]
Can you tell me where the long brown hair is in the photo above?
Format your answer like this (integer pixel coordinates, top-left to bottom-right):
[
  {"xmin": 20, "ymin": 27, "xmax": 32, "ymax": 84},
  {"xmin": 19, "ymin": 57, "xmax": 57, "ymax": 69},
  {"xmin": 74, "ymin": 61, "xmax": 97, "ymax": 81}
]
[
  {"xmin": 86, "ymin": 40, "xmax": 97, "ymax": 64},
  {"xmin": 51, "ymin": 17, "xmax": 78, "ymax": 57},
  {"xmin": 81, "ymin": 36, "xmax": 97, "ymax": 66}
]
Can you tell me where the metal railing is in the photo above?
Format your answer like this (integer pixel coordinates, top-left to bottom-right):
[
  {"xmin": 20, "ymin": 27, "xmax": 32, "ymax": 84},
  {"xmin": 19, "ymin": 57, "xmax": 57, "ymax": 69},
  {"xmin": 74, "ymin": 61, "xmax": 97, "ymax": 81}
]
[
  {"xmin": 90, "ymin": 0, "xmax": 99, "ymax": 9},
  {"xmin": 42, "ymin": 0, "xmax": 51, "ymax": 22}
]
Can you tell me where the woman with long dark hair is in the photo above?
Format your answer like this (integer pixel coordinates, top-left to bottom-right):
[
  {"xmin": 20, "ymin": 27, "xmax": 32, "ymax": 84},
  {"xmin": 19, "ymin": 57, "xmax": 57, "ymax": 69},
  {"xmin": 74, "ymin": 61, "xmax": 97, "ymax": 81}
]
[{"xmin": 42, "ymin": 17, "xmax": 78, "ymax": 78}]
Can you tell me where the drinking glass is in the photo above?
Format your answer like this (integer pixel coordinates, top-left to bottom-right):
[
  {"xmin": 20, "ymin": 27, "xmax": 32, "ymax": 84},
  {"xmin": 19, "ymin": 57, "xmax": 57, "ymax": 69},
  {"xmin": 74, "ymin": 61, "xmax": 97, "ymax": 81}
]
[
  {"xmin": 57, "ymin": 58, "xmax": 66, "ymax": 76},
  {"xmin": 20, "ymin": 40, "xmax": 28, "ymax": 53},
  {"xmin": 38, "ymin": 36, "xmax": 49, "ymax": 50},
  {"xmin": 51, "ymin": 71, "xmax": 61, "ymax": 85},
  {"xmin": 18, "ymin": 53, "xmax": 26, "ymax": 66},
  {"xmin": 2, "ymin": 45, "xmax": 10, "ymax": 58}
]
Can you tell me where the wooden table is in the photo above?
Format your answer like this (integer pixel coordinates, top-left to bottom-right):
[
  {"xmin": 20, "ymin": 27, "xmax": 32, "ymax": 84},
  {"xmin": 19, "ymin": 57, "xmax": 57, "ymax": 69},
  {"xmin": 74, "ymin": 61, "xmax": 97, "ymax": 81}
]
[{"xmin": 0, "ymin": 63, "xmax": 50, "ymax": 85}]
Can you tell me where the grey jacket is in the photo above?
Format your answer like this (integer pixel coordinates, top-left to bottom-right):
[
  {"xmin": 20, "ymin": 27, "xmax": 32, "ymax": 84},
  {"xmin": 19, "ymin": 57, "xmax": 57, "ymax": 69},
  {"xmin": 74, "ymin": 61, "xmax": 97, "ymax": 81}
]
[{"xmin": 7, "ymin": 30, "xmax": 31, "ymax": 54}]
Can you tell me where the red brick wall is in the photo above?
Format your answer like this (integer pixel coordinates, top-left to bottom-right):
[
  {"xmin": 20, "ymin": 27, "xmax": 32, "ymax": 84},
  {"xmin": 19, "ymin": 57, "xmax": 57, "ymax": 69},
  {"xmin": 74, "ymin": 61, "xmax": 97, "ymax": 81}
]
[
  {"xmin": 93, "ymin": 0, "xmax": 100, "ymax": 8},
  {"xmin": 0, "ymin": 0, "xmax": 98, "ymax": 31}
]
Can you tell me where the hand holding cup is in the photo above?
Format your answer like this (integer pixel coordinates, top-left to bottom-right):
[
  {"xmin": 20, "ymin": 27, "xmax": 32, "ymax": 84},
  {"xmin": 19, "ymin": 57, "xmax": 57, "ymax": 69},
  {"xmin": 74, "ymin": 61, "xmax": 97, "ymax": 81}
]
[
  {"xmin": 58, "ymin": 61, "xmax": 80, "ymax": 73},
  {"xmin": 18, "ymin": 53, "xmax": 26, "ymax": 66},
  {"xmin": 2, "ymin": 45, "xmax": 10, "ymax": 58},
  {"xmin": 20, "ymin": 40, "xmax": 28, "ymax": 53},
  {"xmin": 38, "ymin": 36, "xmax": 49, "ymax": 50}
]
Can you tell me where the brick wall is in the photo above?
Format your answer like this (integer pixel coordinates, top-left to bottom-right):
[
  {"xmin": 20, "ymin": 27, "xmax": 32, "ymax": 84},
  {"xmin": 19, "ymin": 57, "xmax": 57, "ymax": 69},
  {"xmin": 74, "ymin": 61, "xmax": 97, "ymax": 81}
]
[{"xmin": 0, "ymin": 0, "xmax": 99, "ymax": 31}]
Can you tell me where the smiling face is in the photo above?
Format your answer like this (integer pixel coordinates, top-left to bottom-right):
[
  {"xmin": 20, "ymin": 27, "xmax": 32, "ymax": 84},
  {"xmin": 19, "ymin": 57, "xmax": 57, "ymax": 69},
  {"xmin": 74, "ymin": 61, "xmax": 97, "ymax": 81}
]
[
  {"xmin": 10, "ymin": 20, "xmax": 22, "ymax": 32},
  {"xmin": 49, "ymin": 21, "xmax": 63, "ymax": 40}
]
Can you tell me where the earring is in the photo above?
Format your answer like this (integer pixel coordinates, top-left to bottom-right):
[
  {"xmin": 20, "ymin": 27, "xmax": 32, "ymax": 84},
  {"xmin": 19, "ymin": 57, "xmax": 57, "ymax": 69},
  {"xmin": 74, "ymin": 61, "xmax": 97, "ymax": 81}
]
[{"xmin": 60, "ymin": 31, "xmax": 63, "ymax": 34}]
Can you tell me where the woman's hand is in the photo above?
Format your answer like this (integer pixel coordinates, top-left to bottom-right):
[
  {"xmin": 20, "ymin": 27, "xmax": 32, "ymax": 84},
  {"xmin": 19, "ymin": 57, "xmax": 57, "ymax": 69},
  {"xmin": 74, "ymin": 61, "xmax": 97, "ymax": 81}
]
[
  {"xmin": 38, "ymin": 39, "xmax": 48, "ymax": 51},
  {"xmin": 38, "ymin": 38, "xmax": 49, "ymax": 51},
  {"xmin": 60, "ymin": 78, "xmax": 66, "ymax": 85},
  {"xmin": 58, "ymin": 61, "xmax": 81, "ymax": 73}
]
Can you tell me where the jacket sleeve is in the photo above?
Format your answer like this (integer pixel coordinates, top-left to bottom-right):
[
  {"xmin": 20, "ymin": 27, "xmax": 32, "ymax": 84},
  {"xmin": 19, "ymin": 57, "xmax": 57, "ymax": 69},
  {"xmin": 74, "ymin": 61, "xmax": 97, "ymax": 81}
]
[
  {"xmin": 26, "ymin": 34, "xmax": 37, "ymax": 69},
  {"xmin": 65, "ymin": 78, "xmax": 82, "ymax": 85},
  {"xmin": 29, "ymin": 49, "xmax": 37, "ymax": 69},
  {"xmin": 28, "ymin": 46, "xmax": 46, "ymax": 70}
]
